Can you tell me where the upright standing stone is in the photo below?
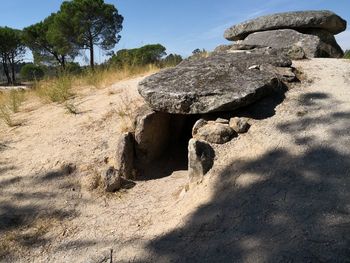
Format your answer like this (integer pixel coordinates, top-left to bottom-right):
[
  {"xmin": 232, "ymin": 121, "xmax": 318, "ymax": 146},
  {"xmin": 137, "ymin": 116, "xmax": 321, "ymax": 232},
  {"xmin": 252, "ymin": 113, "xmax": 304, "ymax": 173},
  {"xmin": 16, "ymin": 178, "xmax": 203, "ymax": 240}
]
[
  {"xmin": 188, "ymin": 139, "xmax": 215, "ymax": 183},
  {"xmin": 116, "ymin": 132, "xmax": 135, "ymax": 179},
  {"xmin": 134, "ymin": 105, "xmax": 171, "ymax": 165}
]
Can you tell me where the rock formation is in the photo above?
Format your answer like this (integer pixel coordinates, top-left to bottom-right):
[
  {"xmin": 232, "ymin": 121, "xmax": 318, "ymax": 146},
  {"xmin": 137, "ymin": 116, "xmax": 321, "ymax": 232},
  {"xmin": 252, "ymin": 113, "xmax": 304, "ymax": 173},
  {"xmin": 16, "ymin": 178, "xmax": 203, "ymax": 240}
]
[
  {"xmin": 113, "ymin": 10, "xmax": 347, "ymax": 187},
  {"xmin": 224, "ymin": 10, "xmax": 346, "ymax": 40},
  {"xmin": 224, "ymin": 10, "xmax": 346, "ymax": 58},
  {"xmin": 139, "ymin": 52, "xmax": 292, "ymax": 114}
]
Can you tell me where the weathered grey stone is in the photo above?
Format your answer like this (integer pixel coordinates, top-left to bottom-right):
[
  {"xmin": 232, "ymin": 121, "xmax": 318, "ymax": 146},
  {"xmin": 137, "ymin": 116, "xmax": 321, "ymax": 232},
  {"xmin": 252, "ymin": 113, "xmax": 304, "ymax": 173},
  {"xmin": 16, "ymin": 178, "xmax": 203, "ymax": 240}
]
[
  {"xmin": 242, "ymin": 29, "xmax": 344, "ymax": 58},
  {"xmin": 102, "ymin": 167, "xmax": 121, "ymax": 192},
  {"xmin": 229, "ymin": 117, "xmax": 251, "ymax": 134},
  {"xmin": 195, "ymin": 123, "xmax": 236, "ymax": 144},
  {"xmin": 138, "ymin": 52, "xmax": 291, "ymax": 114},
  {"xmin": 285, "ymin": 45, "xmax": 306, "ymax": 60},
  {"xmin": 192, "ymin": 119, "xmax": 208, "ymax": 137},
  {"xmin": 304, "ymin": 29, "xmax": 344, "ymax": 58},
  {"xmin": 134, "ymin": 105, "xmax": 171, "ymax": 165},
  {"xmin": 259, "ymin": 64, "xmax": 297, "ymax": 82},
  {"xmin": 213, "ymin": 43, "xmax": 260, "ymax": 53},
  {"xmin": 188, "ymin": 139, "xmax": 215, "ymax": 183},
  {"xmin": 115, "ymin": 132, "xmax": 135, "ymax": 179},
  {"xmin": 215, "ymin": 118, "xmax": 229, "ymax": 124},
  {"xmin": 224, "ymin": 10, "xmax": 347, "ymax": 41}
]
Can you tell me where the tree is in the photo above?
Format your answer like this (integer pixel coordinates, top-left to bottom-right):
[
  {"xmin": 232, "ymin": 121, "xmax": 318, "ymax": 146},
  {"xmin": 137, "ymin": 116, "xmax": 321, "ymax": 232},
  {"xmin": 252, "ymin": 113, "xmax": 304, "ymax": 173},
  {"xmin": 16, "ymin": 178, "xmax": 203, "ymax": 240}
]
[
  {"xmin": 20, "ymin": 64, "xmax": 45, "ymax": 81},
  {"xmin": 23, "ymin": 13, "xmax": 77, "ymax": 69},
  {"xmin": 344, "ymin": 50, "xmax": 350, "ymax": 59},
  {"xmin": 55, "ymin": 0, "xmax": 123, "ymax": 69},
  {"xmin": 162, "ymin": 54, "xmax": 183, "ymax": 67},
  {"xmin": 192, "ymin": 48, "xmax": 201, "ymax": 55},
  {"xmin": 0, "ymin": 27, "xmax": 25, "ymax": 84},
  {"xmin": 109, "ymin": 44, "xmax": 167, "ymax": 67}
]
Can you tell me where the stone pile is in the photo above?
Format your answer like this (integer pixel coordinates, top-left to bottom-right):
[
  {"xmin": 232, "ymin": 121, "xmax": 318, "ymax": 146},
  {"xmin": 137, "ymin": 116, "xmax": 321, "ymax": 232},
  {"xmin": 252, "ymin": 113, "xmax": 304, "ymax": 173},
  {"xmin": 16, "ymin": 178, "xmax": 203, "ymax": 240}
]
[{"xmin": 224, "ymin": 10, "xmax": 346, "ymax": 58}]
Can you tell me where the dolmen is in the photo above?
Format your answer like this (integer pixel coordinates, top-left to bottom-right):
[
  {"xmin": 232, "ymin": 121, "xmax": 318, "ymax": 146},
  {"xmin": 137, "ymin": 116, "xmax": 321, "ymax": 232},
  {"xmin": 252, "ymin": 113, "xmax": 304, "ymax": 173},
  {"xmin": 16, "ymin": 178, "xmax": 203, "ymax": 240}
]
[{"xmin": 112, "ymin": 10, "xmax": 347, "ymax": 186}]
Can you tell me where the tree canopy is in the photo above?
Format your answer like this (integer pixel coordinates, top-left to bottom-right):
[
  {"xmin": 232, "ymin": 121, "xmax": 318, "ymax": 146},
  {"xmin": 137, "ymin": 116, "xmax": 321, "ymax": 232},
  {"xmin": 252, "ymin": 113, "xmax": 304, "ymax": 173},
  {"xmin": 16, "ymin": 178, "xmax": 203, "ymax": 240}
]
[
  {"xmin": 54, "ymin": 0, "xmax": 124, "ymax": 69},
  {"xmin": 23, "ymin": 13, "xmax": 78, "ymax": 69},
  {"xmin": 0, "ymin": 27, "xmax": 25, "ymax": 84},
  {"xmin": 110, "ymin": 44, "xmax": 168, "ymax": 67}
]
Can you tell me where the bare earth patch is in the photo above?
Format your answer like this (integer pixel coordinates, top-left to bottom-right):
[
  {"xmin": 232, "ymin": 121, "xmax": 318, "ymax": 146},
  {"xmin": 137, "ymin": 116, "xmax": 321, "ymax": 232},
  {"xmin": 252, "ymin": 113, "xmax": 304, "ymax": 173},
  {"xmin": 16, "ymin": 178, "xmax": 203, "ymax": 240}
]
[{"xmin": 1, "ymin": 59, "xmax": 350, "ymax": 262}]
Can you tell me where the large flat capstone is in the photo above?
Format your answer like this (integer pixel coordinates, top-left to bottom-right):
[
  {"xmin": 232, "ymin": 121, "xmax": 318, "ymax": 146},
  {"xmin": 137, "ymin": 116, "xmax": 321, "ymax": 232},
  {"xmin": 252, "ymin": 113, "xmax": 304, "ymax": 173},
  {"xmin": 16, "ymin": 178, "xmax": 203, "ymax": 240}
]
[
  {"xmin": 224, "ymin": 10, "xmax": 347, "ymax": 41},
  {"xmin": 138, "ymin": 52, "xmax": 292, "ymax": 114}
]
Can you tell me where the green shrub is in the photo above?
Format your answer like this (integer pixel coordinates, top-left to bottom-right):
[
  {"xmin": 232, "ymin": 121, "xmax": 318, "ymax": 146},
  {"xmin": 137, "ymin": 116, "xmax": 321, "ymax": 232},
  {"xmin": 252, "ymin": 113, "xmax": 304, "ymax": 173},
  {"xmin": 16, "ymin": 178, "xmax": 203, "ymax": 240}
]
[
  {"xmin": 20, "ymin": 64, "xmax": 45, "ymax": 81},
  {"xmin": 344, "ymin": 50, "xmax": 350, "ymax": 59},
  {"xmin": 64, "ymin": 62, "xmax": 82, "ymax": 75}
]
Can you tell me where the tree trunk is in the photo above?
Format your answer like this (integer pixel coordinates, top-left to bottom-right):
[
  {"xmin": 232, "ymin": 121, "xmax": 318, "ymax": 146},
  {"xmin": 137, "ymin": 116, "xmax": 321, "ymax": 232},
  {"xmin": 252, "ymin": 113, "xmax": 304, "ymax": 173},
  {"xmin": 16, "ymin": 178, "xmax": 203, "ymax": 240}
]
[
  {"xmin": 61, "ymin": 55, "xmax": 66, "ymax": 70},
  {"xmin": 2, "ymin": 58, "xmax": 11, "ymax": 85},
  {"xmin": 89, "ymin": 39, "xmax": 94, "ymax": 70},
  {"xmin": 10, "ymin": 53, "xmax": 16, "ymax": 85}
]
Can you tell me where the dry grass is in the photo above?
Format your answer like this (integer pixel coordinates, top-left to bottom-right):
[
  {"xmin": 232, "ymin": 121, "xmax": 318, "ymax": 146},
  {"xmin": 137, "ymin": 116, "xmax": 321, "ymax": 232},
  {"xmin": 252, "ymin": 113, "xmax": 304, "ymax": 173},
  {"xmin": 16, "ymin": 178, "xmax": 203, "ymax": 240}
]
[
  {"xmin": 0, "ymin": 91, "xmax": 25, "ymax": 127},
  {"xmin": 33, "ymin": 75, "xmax": 74, "ymax": 103},
  {"xmin": 77, "ymin": 64, "xmax": 159, "ymax": 89},
  {"xmin": 30, "ymin": 64, "xmax": 159, "ymax": 104},
  {"xmin": 115, "ymin": 94, "xmax": 141, "ymax": 133},
  {"xmin": 0, "ymin": 64, "xmax": 157, "ymax": 127}
]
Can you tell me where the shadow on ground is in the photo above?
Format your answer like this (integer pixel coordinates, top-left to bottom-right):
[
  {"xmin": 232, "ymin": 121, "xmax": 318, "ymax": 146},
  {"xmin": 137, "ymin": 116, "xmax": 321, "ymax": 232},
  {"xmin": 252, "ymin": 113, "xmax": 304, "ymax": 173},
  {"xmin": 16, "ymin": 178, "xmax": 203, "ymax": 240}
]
[
  {"xmin": 143, "ymin": 92, "xmax": 350, "ymax": 262},
  {"xmin": 0, "ymin": 166, "xmax": 82, "ymax": 260}
]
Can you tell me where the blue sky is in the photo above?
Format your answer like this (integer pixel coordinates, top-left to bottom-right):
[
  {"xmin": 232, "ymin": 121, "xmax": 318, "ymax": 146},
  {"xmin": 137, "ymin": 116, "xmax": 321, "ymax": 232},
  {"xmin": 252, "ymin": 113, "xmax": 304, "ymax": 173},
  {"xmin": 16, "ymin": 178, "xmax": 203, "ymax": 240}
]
[{"xmin": 0, "ymin": 0, "xmax": 349, "ymax": 63}]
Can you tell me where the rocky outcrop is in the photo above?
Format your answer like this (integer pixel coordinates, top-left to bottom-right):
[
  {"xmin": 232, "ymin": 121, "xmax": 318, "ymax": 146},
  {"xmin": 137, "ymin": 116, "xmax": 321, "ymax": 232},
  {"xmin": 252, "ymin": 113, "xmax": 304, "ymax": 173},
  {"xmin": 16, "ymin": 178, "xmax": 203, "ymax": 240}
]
[
  {"xmin": 242, "ymin": 29, "xmax": 344, "ymax": 58},
  {"xmin": 224, "ymin": 10, "xmax": 346, "ymax": 41},
  {"xmin": 188, "ymin": 139, "xmax": 215, "ymax": 183},
  {"xmin": 139, "ymin": 52, "xmax": 291, "ymax": 114}
]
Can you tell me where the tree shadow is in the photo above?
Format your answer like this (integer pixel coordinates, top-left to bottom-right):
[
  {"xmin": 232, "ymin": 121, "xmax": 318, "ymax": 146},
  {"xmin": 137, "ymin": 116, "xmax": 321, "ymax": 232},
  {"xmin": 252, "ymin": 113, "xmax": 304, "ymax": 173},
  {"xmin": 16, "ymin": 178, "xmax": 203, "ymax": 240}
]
[
  {"xmin": 0, "ymin": 166, "xmax": 81, "ymax": 261},
  {"xmin": 143, "ymin": 93, "xmax": 350, "ymax": 262}
]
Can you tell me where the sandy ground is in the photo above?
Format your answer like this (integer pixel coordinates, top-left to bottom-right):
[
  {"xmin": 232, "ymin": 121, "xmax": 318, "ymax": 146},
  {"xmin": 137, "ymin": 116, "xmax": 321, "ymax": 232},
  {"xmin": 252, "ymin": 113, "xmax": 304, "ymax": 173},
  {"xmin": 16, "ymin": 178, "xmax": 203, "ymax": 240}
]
[{"xmin": 1, "ymin": 58, "xmax": 350, "ymax": 262}]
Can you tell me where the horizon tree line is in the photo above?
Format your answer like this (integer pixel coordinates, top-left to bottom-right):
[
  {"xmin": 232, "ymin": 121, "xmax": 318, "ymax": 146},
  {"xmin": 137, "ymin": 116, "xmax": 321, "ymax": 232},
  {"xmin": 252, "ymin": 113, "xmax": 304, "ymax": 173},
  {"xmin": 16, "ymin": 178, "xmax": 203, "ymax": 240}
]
[{"xmin": 0, "ymin": 0, "xmax": 123, "ymax": 84}]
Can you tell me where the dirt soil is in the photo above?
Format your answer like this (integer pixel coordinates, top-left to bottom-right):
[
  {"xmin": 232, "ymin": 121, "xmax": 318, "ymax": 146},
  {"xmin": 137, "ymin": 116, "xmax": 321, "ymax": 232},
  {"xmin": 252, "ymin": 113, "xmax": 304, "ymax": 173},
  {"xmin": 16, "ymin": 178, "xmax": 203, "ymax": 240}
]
[{"xmin": 1, "ymin": 58, "xmax": 350, "ymax": 262}]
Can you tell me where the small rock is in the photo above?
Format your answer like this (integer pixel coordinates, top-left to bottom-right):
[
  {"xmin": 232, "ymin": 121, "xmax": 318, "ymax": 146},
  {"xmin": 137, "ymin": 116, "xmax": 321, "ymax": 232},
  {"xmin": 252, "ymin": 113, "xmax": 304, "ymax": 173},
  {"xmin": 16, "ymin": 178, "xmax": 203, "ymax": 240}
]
[
  {"xmin": 116, "ymin": 132, "xmax": 135, "ymax": 179},
  {"xmin": 215, "ymin": 118, "xmax": 229, "ymax": 124},
  {"xmin": 195, "ymin": 123, "xmax": 236, "ymax": 144},
  {"xmin": 102, "ymin": 167, "xmax": 121, "ymax": 192},
  {"xmin": 192, "ymin": 119, "xmax": 208, "ymax": 137},
  {"xmin": 61, "ymin": 163, "xmax": 76, "ymax": 175},
  {"xmin": 229, "ymin": 117, "xmax": 251, "ymax": 133},
  {"xmin": 248, "ymin": 65, "xmax": 260, "ymax": 70},
  {"xmin": 188, "ymin": 139, "xmax": 215, "ymax": 183}
]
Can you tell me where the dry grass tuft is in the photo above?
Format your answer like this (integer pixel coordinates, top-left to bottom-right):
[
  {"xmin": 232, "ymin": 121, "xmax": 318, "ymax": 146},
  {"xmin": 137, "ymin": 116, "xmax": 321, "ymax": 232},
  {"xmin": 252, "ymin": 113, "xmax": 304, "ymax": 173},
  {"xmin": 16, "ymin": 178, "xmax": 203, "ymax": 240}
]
[
  {"xmin": 77, "ymin": 64, "xmax": 160, "ymax": 89},
  {"xmin": 0, "ymin": 91, "xmax": 25, "ymax": 127},
  {"xmin": 33, "ymin": 75, "xmax": 73, "ymax": 103},
  {"xmin": 115, "ymin": 94, "xmax": 141, "ymax": 133},
  {"xmin": 81, "ymin": 170, "xmax": 101, "ymax": 191}
]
